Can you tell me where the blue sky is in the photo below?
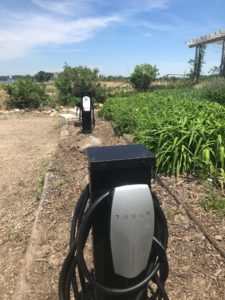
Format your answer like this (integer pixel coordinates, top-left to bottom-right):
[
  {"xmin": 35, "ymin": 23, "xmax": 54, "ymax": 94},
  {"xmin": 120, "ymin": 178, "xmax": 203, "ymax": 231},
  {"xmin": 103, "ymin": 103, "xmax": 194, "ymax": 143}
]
[{"xmin": 0, "ymin": 0, "xmax": 225, "ymax": 76}]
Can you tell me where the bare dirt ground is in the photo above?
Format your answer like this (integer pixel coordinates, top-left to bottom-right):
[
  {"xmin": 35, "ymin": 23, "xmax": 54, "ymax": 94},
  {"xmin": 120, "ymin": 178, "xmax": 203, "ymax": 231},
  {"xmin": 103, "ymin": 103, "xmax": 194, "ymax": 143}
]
[
  {"xmin": 1, "ymin": 114, "xmax": 225, "ymax": 299},
  {"xmin": 0, "ymin": 113, "xmax": 60, "ymax": 299}
]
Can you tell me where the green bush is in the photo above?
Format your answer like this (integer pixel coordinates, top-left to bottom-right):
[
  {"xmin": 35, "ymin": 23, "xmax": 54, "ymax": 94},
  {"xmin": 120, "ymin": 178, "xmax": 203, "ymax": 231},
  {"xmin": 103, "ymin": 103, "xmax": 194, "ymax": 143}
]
[
  {"xmin": 100, "ymin": 89, "xmax": 225, "ymax": 186},
  {"xmin": 130, "ymin": 64, "xmax": 159, "ymax": 92},
  {"xmin": 197, "ymin": 78, "xmax": 225, "ymax": 104},
  {"xmin": 202, "ymin": 190, "xmax": 225, "ymax": 216},
  {"xmin": 55, "ymin": 64, "xmax": 108, "ymax": 105},
  {"xmin": 3, "ymin": 78, "xmax": 49, "ymax": 109}
]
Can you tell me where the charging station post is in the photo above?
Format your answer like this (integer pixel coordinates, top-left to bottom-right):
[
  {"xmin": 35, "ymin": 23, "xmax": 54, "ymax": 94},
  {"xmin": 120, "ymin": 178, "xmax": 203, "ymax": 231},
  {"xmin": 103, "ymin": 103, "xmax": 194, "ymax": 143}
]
[
  {"xmin": 59, "ymin": 144, "xmax": 169, "ymax": 300},
  {"xmin": 87, "ymin": 144, "xmax": 159, "ymax": 300},
  {"xmin": 81, "ymin": 91, "xmax": 94, "ymax": 134}
]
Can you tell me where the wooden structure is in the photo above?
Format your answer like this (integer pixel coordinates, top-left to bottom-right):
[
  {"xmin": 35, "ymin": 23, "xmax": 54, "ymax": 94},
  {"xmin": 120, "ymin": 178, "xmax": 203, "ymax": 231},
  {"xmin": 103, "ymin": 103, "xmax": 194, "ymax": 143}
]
[{"xmin": 186, "ymin": 30, "xmax": 225, "ymax": 81}]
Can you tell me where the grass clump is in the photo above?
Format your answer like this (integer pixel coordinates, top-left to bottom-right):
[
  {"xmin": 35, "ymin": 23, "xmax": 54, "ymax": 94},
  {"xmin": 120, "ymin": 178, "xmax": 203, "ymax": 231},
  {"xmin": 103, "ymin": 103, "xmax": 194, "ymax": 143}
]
[
  {"xmin": 197, "ymin": 78, "xmax": 225, "ymax": 104},
  {"xmin": 35, "ymin": 174, "xmax": 45, "ymax": 202},
  {"xmin": 202, "ymin": 190, "xmax": 225, "ymax": 216}
]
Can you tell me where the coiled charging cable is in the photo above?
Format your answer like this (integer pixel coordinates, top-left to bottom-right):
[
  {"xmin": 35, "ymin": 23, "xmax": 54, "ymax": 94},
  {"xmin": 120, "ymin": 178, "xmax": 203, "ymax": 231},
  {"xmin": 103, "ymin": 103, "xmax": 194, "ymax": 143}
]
[{"xmin": 59, "ymin": 185, "xmax": 169, "ymax": 300}]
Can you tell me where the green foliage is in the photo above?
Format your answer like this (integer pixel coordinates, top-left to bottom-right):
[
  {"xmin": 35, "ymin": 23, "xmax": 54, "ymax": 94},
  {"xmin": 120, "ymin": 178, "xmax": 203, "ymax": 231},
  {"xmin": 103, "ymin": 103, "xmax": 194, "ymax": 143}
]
[
  {"xmin": 197, "ymin": 78, "xmax": 225, "ymax": 104},
  {"xmin": 208, "ymin": 66, "xmax": 220, "ymax": 76},
  {"xmin": 55, "ymin": 64, "xmax": 106, "ymax": 105},
  {"xmin": 3, "ymin": 78, "xmax": 49, "ymax": 109},
  {"xmin": 100, "ymin": 89, "xmax": 225, "ymax": 186},
  {"xmin": 34, "ymin": 71, "xmax": 54, "ymax": 82},
  {"xmin": 188, "ymin": 46, "xmax": 206, "ymax": 82},
  {"xmin": 202, "ymin": 190, "xmax": 225, "ymax": 216},
  {"xmin": 36, "ymin": 174, "xmax": 45, "ymax": 202},
  {"xmin": 130, "ymin": 64, "xmax": 159, "ymax": 92}
]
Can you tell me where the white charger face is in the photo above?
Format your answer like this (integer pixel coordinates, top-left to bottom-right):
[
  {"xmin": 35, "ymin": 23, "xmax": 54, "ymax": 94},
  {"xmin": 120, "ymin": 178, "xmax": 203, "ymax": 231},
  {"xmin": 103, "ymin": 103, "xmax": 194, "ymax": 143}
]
[
  {"xmin": 110, "ymin": 184, "xmax": 155, "ymax": 278},
  {"xmin": 82, "ymin": 96, "xmax": 91, "ymax": 111}
]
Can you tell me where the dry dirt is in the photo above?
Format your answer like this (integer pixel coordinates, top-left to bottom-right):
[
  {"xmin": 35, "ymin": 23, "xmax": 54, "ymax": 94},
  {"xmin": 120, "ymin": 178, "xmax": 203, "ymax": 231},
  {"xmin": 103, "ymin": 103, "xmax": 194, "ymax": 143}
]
[
  {"xmin": 0, "ymin": 113, "xmax": 61, "ymax": 299},
  {"xmin": 1, "ymin": 114, "xmax": 225, "ymax": 300}
]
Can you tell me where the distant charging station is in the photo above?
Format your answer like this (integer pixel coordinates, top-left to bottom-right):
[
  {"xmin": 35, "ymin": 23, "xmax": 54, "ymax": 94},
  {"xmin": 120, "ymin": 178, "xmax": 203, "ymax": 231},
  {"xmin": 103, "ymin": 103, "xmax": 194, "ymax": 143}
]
[
  {"xmin": 80, "ymin": 92, "xmax": 94, "ymax": 134},
  {"xmin": 59, "ymin": 144, "xmax": 169, "ymax": 300}
]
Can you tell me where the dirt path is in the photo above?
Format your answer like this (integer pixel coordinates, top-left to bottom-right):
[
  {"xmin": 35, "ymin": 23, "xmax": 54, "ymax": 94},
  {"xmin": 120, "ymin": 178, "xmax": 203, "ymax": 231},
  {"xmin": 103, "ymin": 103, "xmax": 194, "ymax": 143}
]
[{"xmin": 0, "ymin": 113, "xmax": 60, "ymax": 299}]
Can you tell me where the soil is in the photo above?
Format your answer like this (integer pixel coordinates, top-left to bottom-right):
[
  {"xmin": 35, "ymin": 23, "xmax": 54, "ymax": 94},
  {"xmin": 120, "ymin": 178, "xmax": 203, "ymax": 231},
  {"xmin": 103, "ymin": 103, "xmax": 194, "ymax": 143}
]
[
  {"xmin": 1, "ymin": 114, "xmax": 225, "ymax": 299},
  {"xmin": 0, "ymin": 113, "xmax": 61, "ymax": 299}
]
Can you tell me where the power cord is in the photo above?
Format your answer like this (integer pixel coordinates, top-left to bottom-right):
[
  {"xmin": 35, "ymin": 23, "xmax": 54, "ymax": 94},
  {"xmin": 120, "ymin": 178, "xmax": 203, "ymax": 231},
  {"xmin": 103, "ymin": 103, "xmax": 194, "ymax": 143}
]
[{"xmin": 59, "ymin": 185, "xmax": 169, "ymax": 300}]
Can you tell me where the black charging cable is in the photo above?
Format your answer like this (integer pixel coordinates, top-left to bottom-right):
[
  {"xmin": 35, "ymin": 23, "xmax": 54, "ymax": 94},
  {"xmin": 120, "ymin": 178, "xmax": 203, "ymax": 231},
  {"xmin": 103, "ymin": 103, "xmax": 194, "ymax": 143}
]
[{"xmin": 59, "ymin": 185, "xmax": 169, "ymax": 300}]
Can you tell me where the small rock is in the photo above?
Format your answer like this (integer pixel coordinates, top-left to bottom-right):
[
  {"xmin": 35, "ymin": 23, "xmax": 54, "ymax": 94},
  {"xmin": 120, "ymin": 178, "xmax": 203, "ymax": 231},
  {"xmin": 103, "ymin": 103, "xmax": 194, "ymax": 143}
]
[
  {"xmin": 78, "ymin": 136, "xmax": 102, "ymax": 153},
  {"xmin": 49, "ymin": 111, "xmax": 58, "ymax": 117},
  {"xmin": 215, "ymin": 235, "xmax": 222, "ymax": 241},
  {"xmin": 14, "ymin": 108, "xmax": 20, "ymax": 112}
]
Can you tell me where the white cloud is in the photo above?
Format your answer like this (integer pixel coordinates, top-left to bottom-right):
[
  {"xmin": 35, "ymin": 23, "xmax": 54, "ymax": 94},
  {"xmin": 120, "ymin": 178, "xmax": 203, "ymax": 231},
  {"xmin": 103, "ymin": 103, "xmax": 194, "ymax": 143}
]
[
  {"xmin": 141, "ymin": 21, "xmax": 175, "ymax": 32},
  {"xmin": 121, "ymin": 0, "xmax": 168, "ymax": 16},
  {"xmin": 31, "ymin": 0, "xmax": 93, "ymax": 16},
  {"xmin": 31, "ymin": 0, "xmax": 168, "ymax": 16},
  {"xmin": 0, "ymin": 0, "xmax": 169, "ymax": 61},
  {"xmin": 31, "ymin": 0, "xmax": 71, "ymax": 14},
  {"xmin": 0, "ymin": 13, "xmax": 120, "ymax": 60}
]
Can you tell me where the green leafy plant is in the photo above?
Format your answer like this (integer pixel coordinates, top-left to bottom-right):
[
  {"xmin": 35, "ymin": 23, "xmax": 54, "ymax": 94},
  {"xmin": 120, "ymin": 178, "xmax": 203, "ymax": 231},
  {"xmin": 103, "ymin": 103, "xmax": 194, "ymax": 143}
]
[
  {"xmin": 188, "ymin": 45, "xmax": 206, "ymax": 83},
  {"xmin": 100, "ymin": 88, "xmax": 225, "ymax": 186},
  {"xmin": 197, "ymin": 78, "xmax": 225, "ymax": 104},
  {"xmin": 36, "ymin": 175, "xmax": 45, "ymax": 202},
  {"xmin": 34, "ymin": 70, "xmax": 54, "ymax": 82},
  {"xmin": 130, "ymin": 64, "xmax": 159, "ymax": 92},
  {"xmin": 202, "ymin": 190, "xmax": 225, "ymax": 216},
  {"xmin": 3, "ymin": 78, "xmax": 49, "ymax": 109},
  {"xmin": 55, "ymin": 64, "xmax": 107, "ymax": 105}
]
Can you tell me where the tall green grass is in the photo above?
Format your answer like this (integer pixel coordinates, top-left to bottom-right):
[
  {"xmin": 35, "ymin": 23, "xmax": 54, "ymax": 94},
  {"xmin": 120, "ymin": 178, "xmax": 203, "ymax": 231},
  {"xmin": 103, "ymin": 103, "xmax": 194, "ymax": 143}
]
[{"xmin": 99, "ymin": 89, "xmax": 225, "ymax": 187}]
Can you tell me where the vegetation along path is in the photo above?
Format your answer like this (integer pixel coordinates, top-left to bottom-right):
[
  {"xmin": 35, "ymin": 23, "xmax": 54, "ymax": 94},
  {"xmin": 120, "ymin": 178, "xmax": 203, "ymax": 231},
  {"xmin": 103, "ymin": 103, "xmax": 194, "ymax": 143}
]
[{"xmin": 0, "ymin": 113, "xmax": 60, "ymax": 299}]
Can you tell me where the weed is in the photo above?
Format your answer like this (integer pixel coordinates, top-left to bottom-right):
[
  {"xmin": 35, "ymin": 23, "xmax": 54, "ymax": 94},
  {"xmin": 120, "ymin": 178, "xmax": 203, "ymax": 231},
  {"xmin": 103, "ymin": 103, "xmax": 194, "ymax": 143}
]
[
  {"xmin": 9, "ymin": 230, "xmax": 24, "ymax": 243},
  {"xmin": 53, "ymin": 179, "xmax": 66, "ymax": 190},
  {"xmin": 35, "ymin": 175, "xmax": 45, "ymax": 202},
  {"xmin": 202, "ymin": 190, "xmax": 225, "ymax": 216}
]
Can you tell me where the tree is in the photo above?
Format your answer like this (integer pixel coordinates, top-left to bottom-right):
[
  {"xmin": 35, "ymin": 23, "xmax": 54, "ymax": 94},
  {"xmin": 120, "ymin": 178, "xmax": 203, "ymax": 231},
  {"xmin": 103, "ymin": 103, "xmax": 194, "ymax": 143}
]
[
  {"xmin": 55, "ymin": 64, "xmax": 104, "ymax": 105},
  {"xmin": 34, "ymin": 71, "xmax": 54, "ymax": 82},
  {"xmin": 130, "ymin": 64, "xmax": 159, "ymax": 92},
  {"xmin": 208, "ymin": 66, "xmax": 220, "ymax": 76}
]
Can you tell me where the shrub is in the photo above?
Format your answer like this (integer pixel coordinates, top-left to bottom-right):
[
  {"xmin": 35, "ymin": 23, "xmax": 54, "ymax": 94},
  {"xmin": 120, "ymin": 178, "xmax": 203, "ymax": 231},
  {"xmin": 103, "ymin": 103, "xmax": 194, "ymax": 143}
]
[
  {"xmin": 197, "ymin": 78, "xmax": 225, "ymax": 104},
  {"xmin": 202, "ymin": 190, "xmax": 225, "ymax": 216},
  {"xmin": 55, "ymin": 64, "xmax": 107, "ymax": 105},
  {"xmin": 34, "ymin": 71, "xmax": 54, "ymax": 82},
  {"xmin": 3, "ymin": 78, "xmax": 49, "ymax": 109},
  {"xmin": 130, "ymin": 64, "xmax": 159, "ymax": 92}
]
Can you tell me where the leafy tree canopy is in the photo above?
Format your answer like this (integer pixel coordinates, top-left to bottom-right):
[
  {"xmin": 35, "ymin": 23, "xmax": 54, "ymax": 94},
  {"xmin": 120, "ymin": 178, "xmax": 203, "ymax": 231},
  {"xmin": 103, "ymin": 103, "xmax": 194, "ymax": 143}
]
[
  {"xmin": 130, "ymin": 64, "xmax": 159, "ymax": 92},
  {"xmin": 34, "ymin": 71, "xmax": 54, "ymax": 82},
  {"xmin": 55, "ymin": 64, "xmax": 103, "ymax": 105}
]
